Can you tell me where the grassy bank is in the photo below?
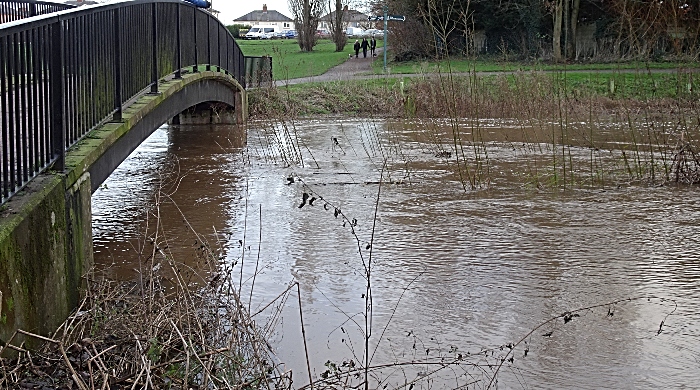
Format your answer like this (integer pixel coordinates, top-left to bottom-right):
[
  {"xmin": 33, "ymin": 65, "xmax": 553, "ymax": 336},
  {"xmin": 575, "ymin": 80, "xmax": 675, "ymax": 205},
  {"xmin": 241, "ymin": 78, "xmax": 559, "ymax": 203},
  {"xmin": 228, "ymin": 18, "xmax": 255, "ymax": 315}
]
[
  {"xmin": 235, "ymin": 37, "xmax": 384, "ymax": 80},
  {"xmin": 374, "ymin": 57, "xmax": 700, "ymax": 75},
  {"xmin": 237, "ymin": 38, "xmax": 349, "ymax": 80},
  {"xmin": 249, "ymin": 69, "xmax": 699, "ymax": 118}
]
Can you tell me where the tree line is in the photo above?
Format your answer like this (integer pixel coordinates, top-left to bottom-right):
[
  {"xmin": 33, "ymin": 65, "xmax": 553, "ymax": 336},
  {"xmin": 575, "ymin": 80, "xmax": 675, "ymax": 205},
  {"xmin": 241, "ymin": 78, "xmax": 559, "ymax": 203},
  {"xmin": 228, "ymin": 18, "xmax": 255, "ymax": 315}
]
[
  {"xmin": 370, "ymin": 0, "xmax": 700, "ymax": 62},
  {"xmin": 283, "ymin": 0, "xmax": 699, "ymax": 61}
]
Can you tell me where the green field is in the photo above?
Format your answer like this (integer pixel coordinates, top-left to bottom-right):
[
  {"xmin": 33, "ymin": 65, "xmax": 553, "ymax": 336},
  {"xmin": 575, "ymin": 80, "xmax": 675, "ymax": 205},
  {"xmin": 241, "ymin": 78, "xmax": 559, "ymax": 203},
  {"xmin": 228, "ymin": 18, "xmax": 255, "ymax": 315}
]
[
  {"xmin": 236, "ymin": 38, "xmax": 350, "ymax": 80},
  {"xmin": 374, "ymin": 56, "xmax": 700, "ymax": 75},
  {"xmin": 234, "ymin": 38, "xmax": 699, "ymax": 98}
]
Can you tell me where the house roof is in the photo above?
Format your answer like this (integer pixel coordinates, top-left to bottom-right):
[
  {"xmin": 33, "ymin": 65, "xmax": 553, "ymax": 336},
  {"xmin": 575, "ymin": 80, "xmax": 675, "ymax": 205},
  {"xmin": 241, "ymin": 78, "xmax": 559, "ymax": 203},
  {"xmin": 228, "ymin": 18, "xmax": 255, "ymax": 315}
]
[
  {"xmin": 320, "ymin": 9, "xmax": 367, "ymax": 22},
  {"xmin": 234, "ymin": 9, "xmax": 292, "ymax": 22}
]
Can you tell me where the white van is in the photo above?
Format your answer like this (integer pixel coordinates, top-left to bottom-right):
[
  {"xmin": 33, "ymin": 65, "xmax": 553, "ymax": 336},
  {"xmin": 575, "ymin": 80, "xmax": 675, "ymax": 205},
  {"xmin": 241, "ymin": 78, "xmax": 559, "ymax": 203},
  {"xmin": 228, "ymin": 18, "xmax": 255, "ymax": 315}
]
[
  {"xmin": 245, "ymin": 25, "xmax": 279, "ymax": 40},
  {"xmin": 346, "ymin": 27, "xmax": 364, "ymax": 37}
]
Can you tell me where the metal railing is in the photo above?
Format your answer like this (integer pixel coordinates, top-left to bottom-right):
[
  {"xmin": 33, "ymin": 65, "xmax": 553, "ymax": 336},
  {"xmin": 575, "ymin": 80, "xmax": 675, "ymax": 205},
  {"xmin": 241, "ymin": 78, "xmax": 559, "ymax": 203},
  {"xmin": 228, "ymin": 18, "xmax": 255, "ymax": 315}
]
[
  {"xmin": 0, "ymin": 0, "xmax": 75, "ymax": 24},
  {"xmin": 0, "ymin": 0, "xmax": 246, "ymax": 204}
]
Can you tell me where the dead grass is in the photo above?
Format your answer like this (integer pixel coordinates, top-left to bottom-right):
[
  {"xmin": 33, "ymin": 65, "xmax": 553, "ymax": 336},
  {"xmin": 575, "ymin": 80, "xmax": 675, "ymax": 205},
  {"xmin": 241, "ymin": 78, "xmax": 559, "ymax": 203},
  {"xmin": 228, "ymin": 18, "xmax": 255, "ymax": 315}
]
[{"xmin": 0, "ymin": 182, "xmax": 292, "ymax": 389}]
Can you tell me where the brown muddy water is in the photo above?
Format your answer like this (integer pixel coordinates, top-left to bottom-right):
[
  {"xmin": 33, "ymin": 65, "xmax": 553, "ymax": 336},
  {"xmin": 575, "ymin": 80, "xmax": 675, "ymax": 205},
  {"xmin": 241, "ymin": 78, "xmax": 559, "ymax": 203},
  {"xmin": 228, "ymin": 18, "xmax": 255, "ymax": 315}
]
[{"xmin": 92, "ymin": 119, "xmax": 700, "ymax": 389}]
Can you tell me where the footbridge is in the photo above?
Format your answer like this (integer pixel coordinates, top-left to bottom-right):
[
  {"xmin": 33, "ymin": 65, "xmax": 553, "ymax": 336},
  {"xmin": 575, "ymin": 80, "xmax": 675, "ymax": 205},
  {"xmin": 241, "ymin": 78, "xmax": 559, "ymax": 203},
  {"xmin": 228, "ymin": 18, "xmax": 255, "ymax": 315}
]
[{"xmin": 0, "ymin": 0, "xmax": 260, "ymax": 347}]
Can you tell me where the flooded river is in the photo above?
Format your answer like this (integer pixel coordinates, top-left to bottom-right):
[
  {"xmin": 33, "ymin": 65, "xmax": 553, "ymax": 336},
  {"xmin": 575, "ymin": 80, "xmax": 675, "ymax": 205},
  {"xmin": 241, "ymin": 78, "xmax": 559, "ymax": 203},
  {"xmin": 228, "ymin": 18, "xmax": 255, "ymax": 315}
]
[{"xmin": 92, "ymin": 118, "xmax": 700, "ymax": 389}]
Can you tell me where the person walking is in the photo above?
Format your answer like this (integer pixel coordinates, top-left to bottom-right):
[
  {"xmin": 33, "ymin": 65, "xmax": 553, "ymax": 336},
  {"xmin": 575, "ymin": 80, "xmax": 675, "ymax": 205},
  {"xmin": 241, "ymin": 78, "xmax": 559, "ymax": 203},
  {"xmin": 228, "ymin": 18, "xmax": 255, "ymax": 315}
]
[
  {"xmin": 361, "ymin": 38, "xmax": 369, "ymax": 58},
  {"xmin": 370, "ymin": 37, "xmax": 377, "ymax": 57},
  {"xmin": 353, "ymin": 40, "xmax": 360, "ymax": 58}
]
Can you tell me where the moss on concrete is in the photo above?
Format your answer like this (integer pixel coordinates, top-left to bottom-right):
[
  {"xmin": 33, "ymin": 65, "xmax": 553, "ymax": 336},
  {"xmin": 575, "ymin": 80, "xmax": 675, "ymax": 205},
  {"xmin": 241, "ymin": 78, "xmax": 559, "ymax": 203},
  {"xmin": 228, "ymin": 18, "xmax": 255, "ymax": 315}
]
[{"xmin": 0, "ymin": 175, "xmax": 69, "ymax": 350}]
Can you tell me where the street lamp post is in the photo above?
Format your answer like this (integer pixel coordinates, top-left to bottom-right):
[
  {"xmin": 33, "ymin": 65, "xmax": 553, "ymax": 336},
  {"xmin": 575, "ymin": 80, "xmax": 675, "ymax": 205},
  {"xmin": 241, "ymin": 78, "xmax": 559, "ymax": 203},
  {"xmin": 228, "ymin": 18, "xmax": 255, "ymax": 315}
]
[{"xmin": 368, "ymin": 9, "xmax": 405, "ymax": 73}]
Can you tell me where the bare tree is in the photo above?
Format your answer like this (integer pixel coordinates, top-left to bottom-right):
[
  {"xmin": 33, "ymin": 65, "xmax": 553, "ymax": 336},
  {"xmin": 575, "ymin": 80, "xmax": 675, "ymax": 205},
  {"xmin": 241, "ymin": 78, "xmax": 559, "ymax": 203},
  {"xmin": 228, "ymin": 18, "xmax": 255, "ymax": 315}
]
[
  {"xmin": 551, "ymin": 0, "xmax": 564, "ymax": 61},
  {"xmin": 327, "ymin": 1, "xmax": 349, "ymax": 52},
  {"xmin": 420, "ymin": 0, "xmax": 460, "ymax": 58},
  {"xmin": 289, "ymin": 0, "xmax": 326, "ymax": 51},
  {"xmin": 548, "ymin": 0, "xmax": 581, "ymax": 61}
]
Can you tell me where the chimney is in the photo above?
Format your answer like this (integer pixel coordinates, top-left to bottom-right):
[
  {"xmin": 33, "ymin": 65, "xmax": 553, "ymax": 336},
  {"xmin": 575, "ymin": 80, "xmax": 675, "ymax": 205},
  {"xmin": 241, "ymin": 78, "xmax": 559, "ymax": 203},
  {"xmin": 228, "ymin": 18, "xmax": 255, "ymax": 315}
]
[{"xmin": 262, "ymin": 4, "xmax": 267, "ymax": 13}]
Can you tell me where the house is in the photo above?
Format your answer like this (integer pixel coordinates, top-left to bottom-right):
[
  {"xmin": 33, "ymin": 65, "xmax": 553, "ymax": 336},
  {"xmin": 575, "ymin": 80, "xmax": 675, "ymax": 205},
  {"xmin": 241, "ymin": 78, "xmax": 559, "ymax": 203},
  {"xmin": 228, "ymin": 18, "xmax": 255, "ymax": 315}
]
[
  {"xmin": 233, "ymin": 4, "xmax": 294, "ymax": 30},
  {"xmin": 318, "ymin": 9, "xmax": 368, "ymax": 30}
]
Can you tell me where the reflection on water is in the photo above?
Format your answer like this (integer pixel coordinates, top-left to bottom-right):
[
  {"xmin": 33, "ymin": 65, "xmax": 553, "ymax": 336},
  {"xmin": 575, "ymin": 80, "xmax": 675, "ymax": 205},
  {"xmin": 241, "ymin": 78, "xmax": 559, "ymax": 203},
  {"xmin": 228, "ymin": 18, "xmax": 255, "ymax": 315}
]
[{"xmin": 92, "ymin": 119, "xmax": 700, "ymax": 389}]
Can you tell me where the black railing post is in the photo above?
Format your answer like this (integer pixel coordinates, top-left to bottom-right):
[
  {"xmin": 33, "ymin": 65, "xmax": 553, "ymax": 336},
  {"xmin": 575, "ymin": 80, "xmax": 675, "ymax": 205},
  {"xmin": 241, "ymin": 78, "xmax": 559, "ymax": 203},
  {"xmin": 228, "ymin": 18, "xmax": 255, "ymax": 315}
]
[
  {"xmin": 49, "ymin": 20, "xmax": 65, "ymax": 172},
  {"xmin": 216, "ymin": 26, "xmax": 221, "ymax": 72},
  {"xmin": 0, "ymin": 35, "xmax": 8, "ymax": 199},
  {"xmin": 29, "ymin": 0, "xmax": 37, "ymax": 17},
  {"xmin": 150, "ymin": 3, "xmax": 158, "ymax": 94},
  {"xmin": 192, "ymin": 6, "xmax": 197, "ymax": 73},
  {"xmin": 224, "ymin": 32, "xmax": 229, "ymax": 75},
  {"xmin": 112, "ymin": 8, "xmax": 122, "ymax": 121},
  {"xmin": 174, "ymin": 4, "xmax": 182, "ymax": 79},
  {"xmin": 206, "ymin": 15, "xmax": 211, "ymax": 71}
]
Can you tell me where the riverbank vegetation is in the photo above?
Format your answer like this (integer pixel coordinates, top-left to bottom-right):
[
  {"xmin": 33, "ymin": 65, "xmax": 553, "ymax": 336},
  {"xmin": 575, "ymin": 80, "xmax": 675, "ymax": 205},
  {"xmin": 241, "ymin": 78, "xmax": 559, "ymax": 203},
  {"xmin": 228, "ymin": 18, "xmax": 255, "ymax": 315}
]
[
  {"xmin": 377, "ymin": 57, "xmax": 700, "ymax": 74},
  {"xmin": 0, "ymin": 197, "xmax": 293, "ymax": 389},
  {"xmin": 251, "ymin": 68, "xmax": 699, "ymax": 117}
]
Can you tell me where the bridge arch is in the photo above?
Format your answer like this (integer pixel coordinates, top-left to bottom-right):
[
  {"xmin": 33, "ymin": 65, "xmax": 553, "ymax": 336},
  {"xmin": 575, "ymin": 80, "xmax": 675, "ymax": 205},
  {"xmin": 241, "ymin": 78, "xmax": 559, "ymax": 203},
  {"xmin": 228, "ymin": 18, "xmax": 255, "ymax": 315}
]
[
  {"xmin": 0, "ymin": 0, "xmax": 251, "ymax": 347},
  {"xmin": 81, "ymin": 71, "xmax": 246, "ymax": 192},
  {"xmin": 0, "ymin": 0, "xmax": 248, "ymax": 205}
]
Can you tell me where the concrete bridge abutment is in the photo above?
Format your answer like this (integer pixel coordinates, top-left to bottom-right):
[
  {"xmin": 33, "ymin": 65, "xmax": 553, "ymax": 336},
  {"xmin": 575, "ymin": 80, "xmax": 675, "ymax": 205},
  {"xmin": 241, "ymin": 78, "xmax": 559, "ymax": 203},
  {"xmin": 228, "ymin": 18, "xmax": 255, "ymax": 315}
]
[{"xmin": 0, "ymin": 172, "xmax": 93, "ymax": 351}]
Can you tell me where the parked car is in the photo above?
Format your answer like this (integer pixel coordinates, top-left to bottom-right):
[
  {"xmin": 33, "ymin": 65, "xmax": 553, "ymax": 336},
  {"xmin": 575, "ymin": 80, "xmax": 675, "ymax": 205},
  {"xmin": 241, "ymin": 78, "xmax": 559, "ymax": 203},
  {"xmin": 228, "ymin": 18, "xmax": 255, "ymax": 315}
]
[
  {"xmin": 282, "ymin": 29, "xmax": 298, "ymax": 39},
  {"xmin": 346, "ymin": 27, "xmax": 364, "ymax": 37},
  {"xmin": 245, "ymin": 25, "xmax": 278, "ymax": 40},
  {"xmin": 364, "ymin": 28, "xmax": 386, "ymax": 38},
  {"xmin": 315, "ymin": 28, "xmax": 331, "ymax": 38}
]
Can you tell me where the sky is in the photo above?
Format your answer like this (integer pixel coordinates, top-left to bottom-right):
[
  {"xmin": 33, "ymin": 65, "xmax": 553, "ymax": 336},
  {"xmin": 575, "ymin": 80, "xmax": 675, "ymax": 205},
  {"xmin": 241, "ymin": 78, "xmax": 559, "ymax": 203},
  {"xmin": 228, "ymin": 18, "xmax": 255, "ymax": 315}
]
[
  {"xmin": 41, "ymin": 0, "xmax": 294, "ymax": 25},
  {"xmin": 43, "ymin": 0, "xmax": 372, "ymax": 27}
]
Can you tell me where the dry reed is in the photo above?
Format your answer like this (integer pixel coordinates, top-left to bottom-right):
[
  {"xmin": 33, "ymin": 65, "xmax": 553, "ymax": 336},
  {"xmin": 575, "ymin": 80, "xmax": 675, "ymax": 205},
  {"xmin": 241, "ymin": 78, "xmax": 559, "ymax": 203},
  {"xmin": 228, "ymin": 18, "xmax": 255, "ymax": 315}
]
[
  {"xmin": 0, "ymin": 268, "xmax": 291, "ymax": 389},
  {"xmin": 0, "ymin": 190, "xmax": 292, "ymax": 389}
]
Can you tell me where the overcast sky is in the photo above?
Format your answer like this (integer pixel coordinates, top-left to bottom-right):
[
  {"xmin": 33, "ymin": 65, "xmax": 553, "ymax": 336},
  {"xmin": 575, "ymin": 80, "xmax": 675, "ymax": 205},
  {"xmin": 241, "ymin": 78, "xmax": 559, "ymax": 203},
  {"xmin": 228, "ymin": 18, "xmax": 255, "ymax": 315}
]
[{"xmin": 44, "ymin": 0, "xmax": 372, "ymax": 27}]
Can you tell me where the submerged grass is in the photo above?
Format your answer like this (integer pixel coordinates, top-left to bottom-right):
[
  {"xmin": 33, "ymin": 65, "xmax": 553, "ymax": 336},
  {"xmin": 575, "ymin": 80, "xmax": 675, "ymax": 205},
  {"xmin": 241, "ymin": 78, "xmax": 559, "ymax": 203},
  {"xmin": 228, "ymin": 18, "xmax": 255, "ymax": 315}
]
[{"xmin": 250, "ymin": 65, "xmax": 700, "ymax": 190}]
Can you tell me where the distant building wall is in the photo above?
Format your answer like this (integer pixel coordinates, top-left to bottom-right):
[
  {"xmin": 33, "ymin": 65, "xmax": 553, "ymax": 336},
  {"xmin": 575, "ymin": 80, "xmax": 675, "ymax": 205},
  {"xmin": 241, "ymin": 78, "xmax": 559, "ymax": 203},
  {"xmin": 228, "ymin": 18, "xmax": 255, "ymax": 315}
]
[
  {"xmin": 233, "ymin": 4, "xmax": 295, "ymax": 30},
  {"xmin": 234, "ymin": 19, "xmax": 294, "ymax": 29}
]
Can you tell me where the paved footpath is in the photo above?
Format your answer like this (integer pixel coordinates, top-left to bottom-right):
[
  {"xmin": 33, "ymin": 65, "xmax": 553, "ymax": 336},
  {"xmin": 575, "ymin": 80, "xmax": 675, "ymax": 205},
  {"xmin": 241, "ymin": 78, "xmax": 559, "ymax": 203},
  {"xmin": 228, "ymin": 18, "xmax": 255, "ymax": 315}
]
[{"xmin": 275, "ymin": 47, "xmax": 385, "ymax": 86}]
